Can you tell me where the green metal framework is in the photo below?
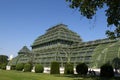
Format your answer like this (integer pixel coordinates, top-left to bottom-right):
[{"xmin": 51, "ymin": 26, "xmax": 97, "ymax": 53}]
[
  {"xmin": 8, "ymin": 46, "xmax": 32, "ymax": 66},
  {"xmin": 31, "ymin": 24, "xmax": 82, "ymax": 67},
  {"xmin": 9, "ymin": 24, "xmax": 120, "ymax": 68}
]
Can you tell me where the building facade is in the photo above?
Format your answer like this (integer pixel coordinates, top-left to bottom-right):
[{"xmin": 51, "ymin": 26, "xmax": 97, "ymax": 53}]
[
  {"xmin": 9, "ymin": 24, "xmax": 120, "ymax": 68},
  {"xmin": 8, "ymin": 46, "xmax": 32, "ymax": 66}
]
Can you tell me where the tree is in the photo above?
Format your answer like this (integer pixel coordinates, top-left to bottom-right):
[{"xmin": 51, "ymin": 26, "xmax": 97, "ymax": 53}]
[
  {"xmin": 66, "ymin": 0, "xmax": 120, "ymax": 39},
  {"xmin": 0, "ymin": 55, "xmax": 8, "ymax": 64},
  {"xmin": 0, "ymin": 55, "xmax": 8, "ymax": 69},
  {"xmin": 112, "ymin": 57, "xmax": 120, "ymax": 73}
]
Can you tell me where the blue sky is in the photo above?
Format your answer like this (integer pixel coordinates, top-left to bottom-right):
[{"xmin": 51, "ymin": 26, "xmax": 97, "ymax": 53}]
[{"xmin": 0, "ymin": 0, "xmax": 110, "ymax": 57}]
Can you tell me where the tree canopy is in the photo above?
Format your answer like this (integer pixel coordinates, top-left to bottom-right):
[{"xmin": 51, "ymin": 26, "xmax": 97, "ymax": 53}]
[
  {"xmin": 66, "ymin": 0, "xmax": 120, "ymax": 39},
  {"xmin": 0, "ymin": 55, "xmax": 8, "ymax": 64}
]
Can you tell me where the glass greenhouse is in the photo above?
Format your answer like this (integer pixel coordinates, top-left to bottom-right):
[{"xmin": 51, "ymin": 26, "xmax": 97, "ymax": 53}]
[{"xmin": 8, "ymin": 24, "xmax": 120, "ymax": 68}]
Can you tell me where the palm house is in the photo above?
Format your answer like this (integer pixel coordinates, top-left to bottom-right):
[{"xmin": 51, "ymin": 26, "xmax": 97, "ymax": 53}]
[{"xmin": 8, "ymin": 24, "xmax": 120, "ymax": 68}]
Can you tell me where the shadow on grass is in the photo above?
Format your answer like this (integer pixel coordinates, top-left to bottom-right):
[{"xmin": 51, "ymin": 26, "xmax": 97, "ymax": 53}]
[
  {"xmin": 91, "ymin": 77, "xmax": 120, "ymax": 80},
  {"xmin": 53, "ymin": 74, "xmax": 120, "ymax": 80}
]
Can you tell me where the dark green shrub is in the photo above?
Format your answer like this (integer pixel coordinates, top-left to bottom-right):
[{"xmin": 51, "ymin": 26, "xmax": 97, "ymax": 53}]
[
  {"xmin": 0, "ymin": 64, "xmax": 1, "ymax": 69},
  {"xmin": 10, "ymin": 65, "xmax": 16, "ymax": 70},
  {"xmin": 1, "ymin": 63, "xmax": 7, "ymax": 70},
  {"xmin": 76, "ymin": 63, "xmax": 88, "ymax": 75},
  {"xmin": 35, "ymin": 64, "xmax": 44, "ymax": 73},
  {"xmin": 24, "ymin": 63, "xmax": 32, "ymax": 72},
  {"xmin": 64, "ymin": 63, "xmax": 74, "ymax": 74},
  {"xmin": 50, "ymin": 61, "xmax": 60, "ymax": 74},
  {"xmin": 16, "ymin": 63, "xmax": 24, "ymax": 71},
  {"xmin": 100, "ymin": 63, "xmax": 114, "ymax": 77}
]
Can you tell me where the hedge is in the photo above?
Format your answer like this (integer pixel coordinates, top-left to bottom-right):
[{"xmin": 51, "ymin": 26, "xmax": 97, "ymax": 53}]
[
  {"xmin": 10, "ymin": 65, "xmax": 16, "ymax": 70},
  {"xmin": 24, "ymin": 63, "xmax": 32, "ymax": 72},
  {"xmin": 64, "ymin": 63, "xmax": 74, "ymax": 74},
  {"xmin": 76, "ymin": 63, "xmax": 88, "ymax": 75},
  {"xmin": 50, "ymin": 61, "xmax": 60, "ymax": 74},
  {"xmin": 16, "ymin": 63, "xmax": 24, "ymax": 71},
  {"xmin": 35, "ymin": 64, "xmax": 44, "ymax": 73},
  {"xmin": 1, "ymin": 63, "xmax": 7, "ymax": 70},
  {"xmin": 100, "ymin": 63, "xmax": 114, "ymax": 77}
]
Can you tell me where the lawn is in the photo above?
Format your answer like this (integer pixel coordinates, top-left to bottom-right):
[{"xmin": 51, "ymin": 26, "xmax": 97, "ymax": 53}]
[
  {"xmin": 0, "ymin": 70, "xmax": 73, "ymax": 80},
  {"xmin": 0, "ymin": 70, "xmax": 120, "ymax": 80}
]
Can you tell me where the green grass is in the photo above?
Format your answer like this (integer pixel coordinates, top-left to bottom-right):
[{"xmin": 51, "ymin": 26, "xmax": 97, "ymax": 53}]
[
  {"xmin": 0, "ymin": 70, "xmax": 120, "ymax": 80},
  {"xmin": 0, "ymin": 70, "xmax": 72, "ymax": 80}
]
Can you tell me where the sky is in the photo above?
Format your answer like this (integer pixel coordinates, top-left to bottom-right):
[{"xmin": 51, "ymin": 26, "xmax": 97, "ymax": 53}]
[{"xmin": 0, "ymin": 0, "xmax": 110, "ymax": 57}]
